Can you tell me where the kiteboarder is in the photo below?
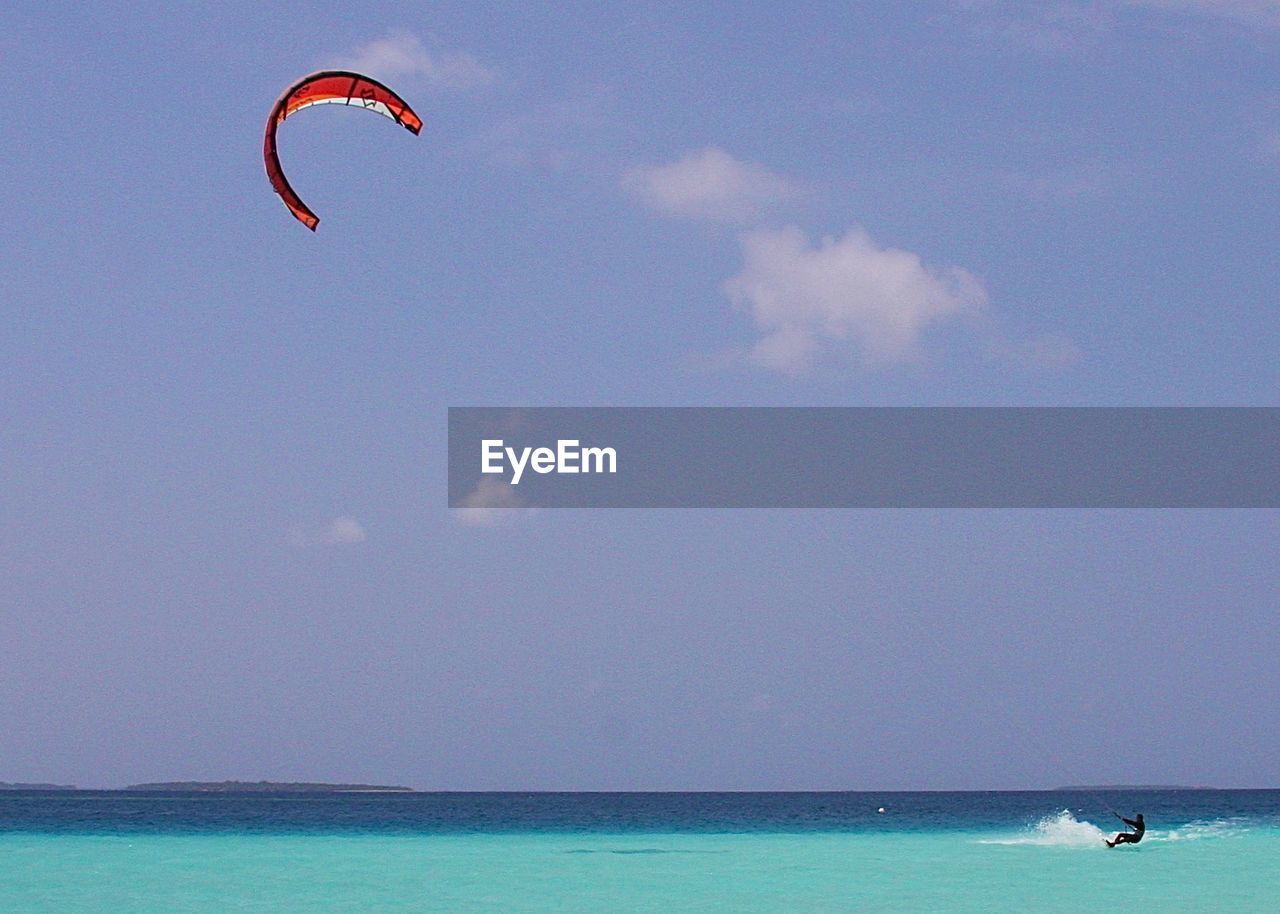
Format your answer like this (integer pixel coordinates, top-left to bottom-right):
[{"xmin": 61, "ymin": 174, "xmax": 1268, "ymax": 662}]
[{"xmin": 1105, "ymin": 812, "xmax": 1145, "ymax": 847}]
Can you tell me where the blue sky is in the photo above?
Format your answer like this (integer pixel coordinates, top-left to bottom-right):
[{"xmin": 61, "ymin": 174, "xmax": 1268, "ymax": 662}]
[{"xmin": 2, "ymin": 1, "xmax": 1278, "ymax": 788}]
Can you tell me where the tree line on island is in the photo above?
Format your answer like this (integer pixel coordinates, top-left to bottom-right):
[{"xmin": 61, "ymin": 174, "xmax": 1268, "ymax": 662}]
[
  {"xmin": 2, "ymin": 780, "xmax": 414, "ymax": 792},
  {"xmin": 0, "ymin": 782, "xmax": 76, "ymax": 790},
  {"xmin": 125, "ymin": 781, "xmax": 414, "ymax": 792}
]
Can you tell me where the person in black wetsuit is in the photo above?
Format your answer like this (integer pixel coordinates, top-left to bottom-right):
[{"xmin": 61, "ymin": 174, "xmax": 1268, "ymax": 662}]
[{"xmin": 1105, "ymin": 812, "xmax": 1145, "ymax": 847}]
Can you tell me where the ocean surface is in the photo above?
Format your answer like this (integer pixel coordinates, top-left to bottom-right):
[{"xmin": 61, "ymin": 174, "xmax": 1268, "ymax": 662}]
[{"xmin": 1, "ymin": 790, "xmax": 1276, "ymax": 912}]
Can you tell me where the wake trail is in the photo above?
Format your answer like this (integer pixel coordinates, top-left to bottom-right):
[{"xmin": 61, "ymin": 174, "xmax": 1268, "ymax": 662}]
[{"xmin": 978, "ymin": 810, "xmax": 1255, "ymax": 848}]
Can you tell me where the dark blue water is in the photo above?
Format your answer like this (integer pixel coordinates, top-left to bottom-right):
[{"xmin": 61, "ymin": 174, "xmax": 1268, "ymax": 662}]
[{"xmin": 2, "ymin": 789, "xmax": 1277, "ymax": 835}]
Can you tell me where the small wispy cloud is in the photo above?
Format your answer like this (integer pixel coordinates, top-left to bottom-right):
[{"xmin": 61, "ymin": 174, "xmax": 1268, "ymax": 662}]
[
  {"xmin": 622, "ymin": 147, "xmax": 803, "ymax": 222},
  {"xmin": 1125, "ymin": 0, "xmax": 1280, "ymax": 29},
  {"xmin": 998, "ymin": 161, "xmax": 1118, "ymax": 204},
  {"xmin": 722, "ymin": 225, "xmax": 988, "ymax": 374},
  {"xmin": 986, "ymin": 333, "xmax": 1082, "ymax": 370},
  {"xmin": 451, "ymin": 478, "xmax": 535, "ymax": 528},
  {"xmin": 1256, "ymin": 127, "xmax": 1280, "ymax": 162},
  {"xmin": 336, "ymin": 30, "xmax": 496, "ymax": 90},
  {"xmin": 468, "ymin": 94, "xmax": 616, "ymax": 171},
  {"xmin": 944, "ymin": 1, "xmax": 1113, "ymax": 52},
  {"xmin": 288, "ymin": 516, "xmax": 368, "ymax": 547},
  {"xmin": 947, "ymin": 0, "xmax": 1280, "ymax": 51}
]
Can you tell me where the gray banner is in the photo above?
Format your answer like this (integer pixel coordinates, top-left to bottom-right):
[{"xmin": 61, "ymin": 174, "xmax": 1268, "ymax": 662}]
[{"xmin": 448, "ymin": 407, "xmax": 1280, "ymax": 508}]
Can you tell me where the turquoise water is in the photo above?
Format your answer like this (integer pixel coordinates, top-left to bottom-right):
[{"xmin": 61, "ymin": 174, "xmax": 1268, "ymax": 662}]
[{"xmin": 2, "ymin": 792, "xmax": 1277, "ymax": 912}]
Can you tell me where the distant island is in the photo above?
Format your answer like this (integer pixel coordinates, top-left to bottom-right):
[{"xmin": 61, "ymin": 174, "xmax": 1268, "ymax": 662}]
[
  {"xmin": 125, "ymin": 781, "xmax": 414, "ymax": 793},
  {"xmin": 1056, "ymin": 785, "xmax": 1211, "ymax": 791},
  {"xmin": 0, "ymin": 781, "xmax": 76, "ymax": 790}
]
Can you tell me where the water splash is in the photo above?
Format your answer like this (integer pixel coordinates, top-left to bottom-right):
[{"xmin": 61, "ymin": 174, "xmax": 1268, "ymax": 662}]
[{"xmin": 979, "ymin": 809, "xmax": 1108, "ymax": 847}]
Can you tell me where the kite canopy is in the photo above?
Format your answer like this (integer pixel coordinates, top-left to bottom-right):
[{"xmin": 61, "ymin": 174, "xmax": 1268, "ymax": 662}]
[{"xmin": 263, "ymin": 70, "xmax": 422, "ymax": 230}]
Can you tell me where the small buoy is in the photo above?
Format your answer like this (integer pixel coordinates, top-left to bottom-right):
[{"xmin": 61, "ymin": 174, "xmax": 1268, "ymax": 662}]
[{"xmin": 877, "ymin": 807, "xmax": 886, "ymax": 814}]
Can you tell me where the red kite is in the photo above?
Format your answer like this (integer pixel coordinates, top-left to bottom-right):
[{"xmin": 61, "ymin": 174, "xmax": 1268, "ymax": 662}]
[{"xmin": 264, "ymin": 70, "xmax": 422, "ymax": 230}]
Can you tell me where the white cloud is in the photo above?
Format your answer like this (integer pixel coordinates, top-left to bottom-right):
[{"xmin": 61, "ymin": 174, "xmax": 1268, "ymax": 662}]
[
  {"xmin": 452, "ymin": 478, "xmax": 535, "ymax": 527},
  {"xmin": 622, "ymin": 147, "xmax": 803, "ymax": 222},
  {"xmin": 722, "ymin": 226, "xmax": 988, "ymax": 374},
  {"xmin": 336, "ymin": 31, "xmax": 495, "ymax": 90},
  {"xmin": 288, "ymin": 516, "xmax": 367, "ymax": 547}
]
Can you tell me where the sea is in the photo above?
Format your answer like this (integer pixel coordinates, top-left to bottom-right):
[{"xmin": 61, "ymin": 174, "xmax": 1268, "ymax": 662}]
[{"xmin": 1, "ymin": 790, "xmax": 1276, "ymax": 912}]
